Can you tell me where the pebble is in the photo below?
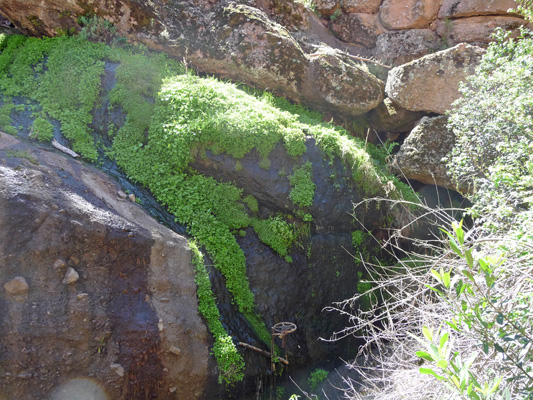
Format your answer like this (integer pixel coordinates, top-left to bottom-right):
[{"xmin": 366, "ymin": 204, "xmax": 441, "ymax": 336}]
[
  {"xmin": 53, "ymin": 259, "xmax": 67, "ymax": 270},
  {"xmin": 117, "ymin": 190, "xmax": 127, "ymax": 199},
  {"xmin": 70, "ymin": 256, "xmax": 80, "ymax": 265},
  {"xmin": 160, "ymin": 297, "xmax": 170, "ymax": 303},
  {"xmin": 169, "ymin": 346, "xmax": 181, "ymax": 356},
  {"xmin": 4, "ymin": 276, "xmax": 29, "ymax": 295},
  {"xmin": 62, "ymin": 268, "xmax": 79, "ymax": 285},
  {"xmin": 110, "ymin": 363, "xmax": 124, "ymax": 377},
  {"xmin": 128, "ymin": 193, "xmax": 136, "ymax": 202}
]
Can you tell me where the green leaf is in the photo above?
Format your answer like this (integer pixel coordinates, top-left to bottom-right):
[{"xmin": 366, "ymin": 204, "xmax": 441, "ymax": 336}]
[
  {"xmin": 430, "ymin": 269, "xmax": 442, "ymax": 283},
  {"xmin": 436, "ymin": 359, "xmax": 448, "ymax": 369},
  {"xmin": 442, "ymin": 271, "xmax": 450, "ymax": 289},
  {"xmin": 448, "ymin": 237, "xmax": 463, "ymax": 257},
  {"xmin": 422, "ymin": 326, "xmax": 433, "ymax": 342},
  {"xmin": 419, "ymin": 367, "xmax": 446, "ymax": 380},
  {"xmin": 496, "ymin": 313, "xmax": 504, "ymax": 325},
  {"xmin": 465, "ymin": 249, "xmax": 474, "ymax": 268},
  {"xmin": 416, "ymin": 351, "xmax": 434, "ymax": 362},
  {"xmin": 439, "ymin": 332, "xmax": 449, "ymax": 349}
]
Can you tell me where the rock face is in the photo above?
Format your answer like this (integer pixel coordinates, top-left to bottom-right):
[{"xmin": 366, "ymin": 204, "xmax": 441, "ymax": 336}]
[
  {"xmin": 374, "ymin": 29, "xmax": 442, "ymax": 66},
  {"xmin": 379, "ymin": 0, "xmax": 442, "ymax": 30},
  {"xmin": 0, "ymin": 132, "xmax": 212, "ymax": 400},
  {"xmin": 330, "ymin": 12, "xmax": 382, "ymax": 48},
  {"xmin": 437, "ymin": 15, "xmax": 527, "ymax": 46},
  {"xmin": 438, "ymin": 0, "xmax": 518, "ymax": 18},
  {"xmin": 385, "ymin": 43, "xmax": 485, "ymax": 114},
  {"xmin": 393, "ymin": 116, "xmax": 459, "ymax": 190}
]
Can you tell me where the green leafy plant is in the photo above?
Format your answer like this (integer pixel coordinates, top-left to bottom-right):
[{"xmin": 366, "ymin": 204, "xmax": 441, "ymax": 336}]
[
  {"xmin": 308, "ymin": 368, "xmax": 328, "ymax": 390},
  {"xmin": 30, "ymin": 117, "xmax": 54, "ymax": 142},
  {"xmin": 289, "ymin": 161, "xmax": 316, "ymax": 208}
]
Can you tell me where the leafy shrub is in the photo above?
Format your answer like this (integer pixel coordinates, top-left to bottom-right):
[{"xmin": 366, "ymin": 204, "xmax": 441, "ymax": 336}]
[
  {"xmin": 447, "ymin": 28, "xmax": 533, "ymax": 225},
  {"xmin": 308, "ymin": 368, "xmax": 328, "ymax": 390},
  {"xmin": 30, "ymin": 117, "xmax": 54, "ymax": 142}
]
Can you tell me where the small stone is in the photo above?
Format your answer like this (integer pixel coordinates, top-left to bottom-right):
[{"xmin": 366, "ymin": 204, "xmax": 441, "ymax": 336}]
[
  {"xmin": 62, "ymin": 268, "xmax": 79, "ymax": 285},
  {"xmin": 117, "ymin": 190, "xmax": 127, "ymax": 199},
  {"xmin": 70, "ymin": 256, "xmax": 80, "ymax": 265},
  {"xmin": 4, "ymin": 277, "xmax": 29, "ymax": 295},
  {"xmin": 51, "ymin": 204, "xmax": 59, "ymax": 210},
  {"xmin": 53, "ymin": 259, "xmax": 67, "ymax": 270},
  {"xmin": 158, "ymin": 319, "xmax": 164, "ymax": 332},
  {"xmin": 128, "ymin": 193, "xmax": 136, "ymax": 202},
  {"xmin": 169, "ymin": 346, "xmax": 181, "ymax": 356},
  {"xmin": 160, "ymin": 297, "xmax": 170, "ymax": 303},
  {"xmin": 77, "ymin": 293, "xmax": 89, "ymax": 301},
  {"xmin": 110, "ymin": 363, "xmax": 124, "ymax": 377},
  {"xmin": 169, "ymin": 387, "xmax": 177, "ymax": 393}
]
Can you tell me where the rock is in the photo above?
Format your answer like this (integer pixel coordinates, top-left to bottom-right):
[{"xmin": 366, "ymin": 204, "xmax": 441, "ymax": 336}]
[
  {"xmin": 117, "ymin": 190, "xmax": 127, "ymax": 199},
  {"xmin": 393, "ymin": 116, "xmax": 461, "ymax": 190},
  {"xmin": 385, "ymin": 43, "xmax": 485, "ymax": 114},
  {"xmin": 329, "ymin": 13, "xmax": 382, "ymax": 48},
  {"xmin": 437, "ymin": 15, "xmax": 527, "ymax": 47},
  {"xmin": 110, "ymin": 364, "xmax": 124, "ymax": 378},
  {"xmin": 169, "ymin": 346, "xmax": 182, "ymax": 356},
  {"xmin": 306, "ymin": 46, "xmax": 384, "ymax": 115},
  {"xmin": 341, "ymin": 0, "xmax": 382, "ymax": 14},
  {"xmin": 4, "ymin": 276, "xmax": 29, "ymax": 295},
  {"xmin": 0, "ymin": 132, "xmax": 211, "ymax": 399},
  {"xmin": 62, "ymin": 268, "xmax": 79, "ymax": 285},
  {"xmin": 128, "ymin": 193, "xmax": 136, "ymax": 202},
  {"xmin": 315, "ymin": 0, "xmax": 341, "ymax": 18},
  {"xmin": 374, "ymin": 29, "xmax": 443, "ymax": 66},
  {"xmin": 438, "ymin": 0, "xmax": 519, "ymax": 18},
  {"xmin": 263, "ymin": 0, "xmax": 312, "ymax": 31},
  {"xmin": 53, "ymin": 259, "xmax": 67, "ymax": 270},
  {"xmin": 369, "ymin": 98, "xmax": 426, "ymax": 133},
  {"xmin": 69, "ymin": 256, "xmax": 80, "ymax": 265},
  {"xmin": 379, "ymin": 0, "xmax": 441, "ymax": 30}
]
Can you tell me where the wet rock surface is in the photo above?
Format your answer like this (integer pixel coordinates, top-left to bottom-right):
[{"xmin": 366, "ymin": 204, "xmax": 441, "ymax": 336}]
[{"xmin": 0, "ymin": 132, "xmax": 211, "ymax": 400}]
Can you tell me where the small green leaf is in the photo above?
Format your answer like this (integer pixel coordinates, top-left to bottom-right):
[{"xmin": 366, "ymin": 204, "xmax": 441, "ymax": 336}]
[
  {"xmin": 436, "ymin": 359, "xmax": 448, "ymax": 369},
  {"xmin": 419, "ymin": 367, "xmax": 446, "ymax": 380},
  {"xmin": 430, "ymin": 269, "xmax": 442, "ymax": 282},
  {"xmin": 416, "ymin": 351, "xmax": 434, "ymax": 362},
  {"xmin": 422, "ymin": 326, "xmax": 433, "ymax": 342},
  {"xmin": 448, "ymin": 237, "xmax": 463, "ymax": 257},
  {"xmin": 496, "ymin": 313, "xmax": 504, "ymax": 325},
  {"xmin": 439, "ymin": 332, "xmax": 449, "ymax": 349},
  {"xmin": 465, "ymin": 249, "xmax": 474, "ymax": 268}
]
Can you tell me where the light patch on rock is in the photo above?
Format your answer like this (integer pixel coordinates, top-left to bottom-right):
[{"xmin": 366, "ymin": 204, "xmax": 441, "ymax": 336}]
[
  {"xmin": 62, "ymin": 268, "xmax": 79, "ymax": 285},
  {"xmin": 4, "ymin": 276, "xmax": 29, "ymax": 295}
]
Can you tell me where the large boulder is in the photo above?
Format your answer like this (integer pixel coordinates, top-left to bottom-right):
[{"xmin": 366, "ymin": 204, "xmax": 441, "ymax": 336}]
[
  {"xmin": 438, "ymin": 0, "xmax": 518, "ymax": 18},
  {"xmin": 379, "ymin": 0, "xmax": 442, "ymax": 30},
  {"xmin": 374, "ymin": 29, "xmax": 443, "ymax": 66},
  {"xmin": 385, "ymin": 43, "xmax": 485, "ymax": 114},
  {"xmin": 392, "ymin": 116, "xmax": 461, "ymax": 190},
  {"xmin": 329, "ymin": 12, "xmax": 383, "ymax": 48},
  {"xmin": 341, "ymin": 0, "xmax": 382, "ymax": 14},
  {"xmin": 0, "ymin": 132, "xmax": 213, "ymax": 399},
  {"xmin": 0, "ymin": 0, "xmax": 384, "ymax": 118},
  {"xmin": 437, "ymin": 15, "xmax": 527, "ymax": 46}
]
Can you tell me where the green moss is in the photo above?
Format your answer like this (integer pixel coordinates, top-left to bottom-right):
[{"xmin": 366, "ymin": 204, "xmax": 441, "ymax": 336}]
[
  {"xmin": 289, "ymin": 161, "xmax": 316, "ymax": 208},
  {"xmin": 0, "ymin": 99, "xmax": 15, "ymax": 135},
  {"xmin": 6, "ymin": 150, "xmax": 38, "ymax": 164},
  {"xmin": 30, "ymin": 117, "xmax": 54, "ymax": 142},
  {"xmin": 251, "ymin": 216, "xmax": 296, "ymax": 259},
  {"xmin": 244, "ymin": 195, "xmax": 259, "ymax": 213},
  {"xmin": 0, "ymin": 35, "xmax": 108, "ymax": 160},
  {"xmin": 189, "ymin": 241, "xmax": 245, "ymax": 384}
]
